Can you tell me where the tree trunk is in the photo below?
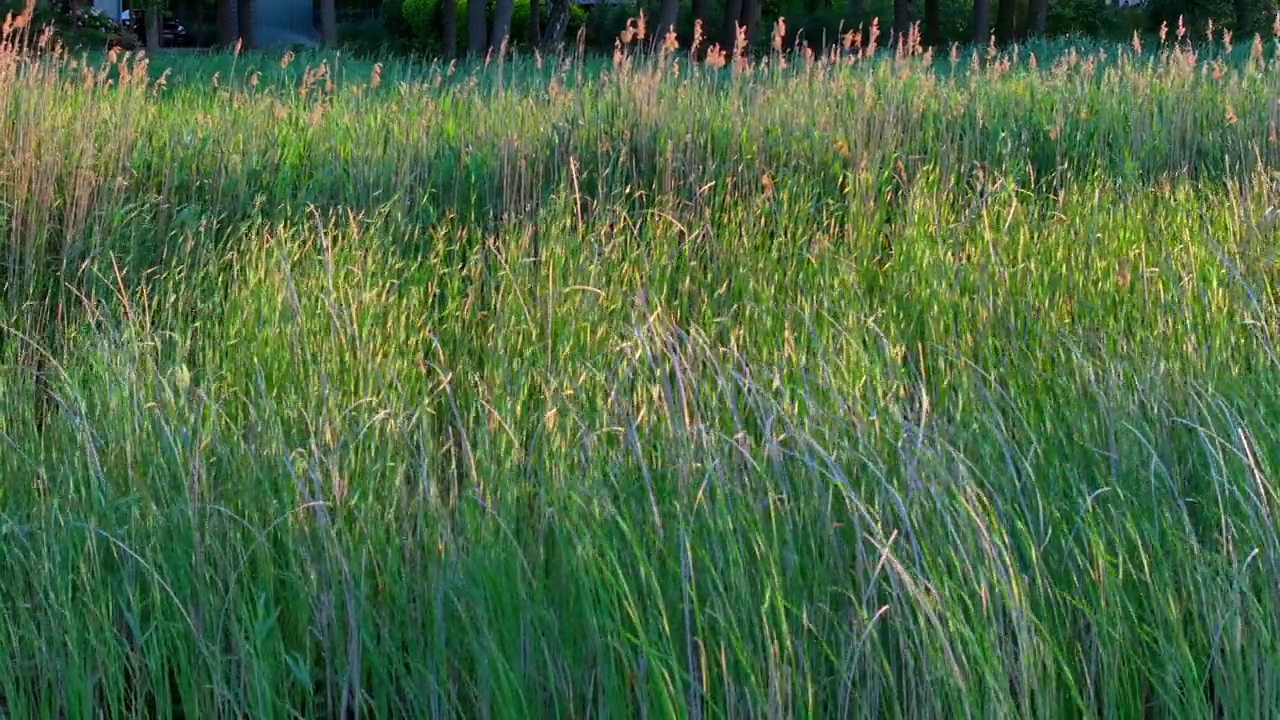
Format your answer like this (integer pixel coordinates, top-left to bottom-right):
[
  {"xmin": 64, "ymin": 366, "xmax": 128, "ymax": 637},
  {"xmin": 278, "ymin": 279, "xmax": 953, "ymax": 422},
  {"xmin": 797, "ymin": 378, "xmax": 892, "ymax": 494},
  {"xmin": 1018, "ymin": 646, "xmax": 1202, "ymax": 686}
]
[
  {"xmin": 994, "ymin": 0, "xmax": 1016, "ymax": 44},
  {"xmin": 529, "ymin": 0, "xmax": 540, "ymax": 45},
  {"xmin": 971, "ymin": 0, "xmax": 990, "ymax": 44},
  {"xmin": 441, "ymin": 0, "xmax": 458, "ymax": 57},
  {"xmin": 741, "ymin": 0, "xmax": 761, "ymax": 46},
  {"xmin": 217, "ymin": 0, "xmax": 236, "ymax": 46},
  {"xmin": 467, "ymin": 0, "xmax": 488, "ymax": 56},
  {"xmin": 145, "ymin": 4, "xmax": 160, "ymax": 51},
  {"xmin": 1028, "ymin": 0, "xmax": 1047, "ymax": 36},
  {"xmin": 236, "ymin": 0, "xmax": 254, "ymax": 49},
  {"xmin": 320, "ymin": 0, "xmax": 337, "ymax": 47},
  {"xmin": 692, "ymin": 0, "xmax": 708, "ymax": 34},
  {"xmin": 892, "ymin": 0, "xmax": 910, "ymax": 48},
  {"xmin": 655, "ymin": 0, "xmax": 678, "ymax": 46},
  {"xmin": 490, "ymin": 0, "xmax": 515, "ymax": 54},
  {"xmin": 722, "ymin": 0, "xmax": 743, "ymax": 53},
  {"xmin": 924, "ymin": 0, "xmax": 940, "ymax": 45},
  {"xmin": 540, "ymin": 0, "xmax": 569, "ymax": 49}
]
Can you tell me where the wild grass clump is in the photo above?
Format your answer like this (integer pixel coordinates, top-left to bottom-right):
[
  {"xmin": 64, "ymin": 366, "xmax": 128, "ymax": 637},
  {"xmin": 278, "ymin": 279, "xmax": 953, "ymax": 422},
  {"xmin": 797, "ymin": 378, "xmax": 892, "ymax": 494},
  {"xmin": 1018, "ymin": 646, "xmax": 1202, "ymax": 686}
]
[{"xmin": 4, "ymin": 12, "xmax": 1280, "ymax": 719}]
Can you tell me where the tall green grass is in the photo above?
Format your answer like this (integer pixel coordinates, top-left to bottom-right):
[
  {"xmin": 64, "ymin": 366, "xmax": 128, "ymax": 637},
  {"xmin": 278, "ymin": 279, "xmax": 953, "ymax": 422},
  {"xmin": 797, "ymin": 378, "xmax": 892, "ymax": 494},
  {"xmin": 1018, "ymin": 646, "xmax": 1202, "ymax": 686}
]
[{"xmin": 3, "ymin": 16, "xmax": 1280, "ymax": 718}]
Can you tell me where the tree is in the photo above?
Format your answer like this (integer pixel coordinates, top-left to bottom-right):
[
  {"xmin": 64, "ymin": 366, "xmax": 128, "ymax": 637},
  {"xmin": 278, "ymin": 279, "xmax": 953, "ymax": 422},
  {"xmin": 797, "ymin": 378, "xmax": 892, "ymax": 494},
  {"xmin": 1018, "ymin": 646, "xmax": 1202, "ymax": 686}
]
[
  {"xmin": 490, "ymin": 0, "xmax": 515, "ymax": 54},
  {"xmin": 541, "ymin": 0, "xmax": 570, "ymax": 49},
  {"xmin": 145, "ymin": 7, "xmax": 160, "ymax": 51},
  {"xmin": 1028, "ymin": 0, "xmax": 1048, "ymax": 36},
  {"xmin": 467, "ymin": 0, "xmax": 487, "ymax": 55},
  {"xmin": 529, "ymin": 0, "xmax": 540, "ymax": 45},
  {"xmin": 924, "ymin": 0, "xmax": 940, "ymax": 45},
  {"xmin": 655, "ymin": 0, "xmax": 679, "ymax": 46},
  {"xmin": 971, "ymin": 0, "xmax": 991, "ymax": 44},
  {"xmin": 320, "ymin": 0, "xmax": 337, "ymax": 46},
  {"xmin": 236, "ymin": 0, "xmax": 254, "ymax": 49},
  {"xmin": 722, "ymin": 0, "xmax": 743, "ymax": 52},
  {"xmin": 994, "ymin": 0, "xmax": 1017, "ymax": 43},
  {"xmin": 217, "ymin": 0, "xmax": 236, "ymax": 46},
  {"xmin": 144, "ymin": 0, "xmax": 160, "ymax": 51},
  {"xmin": 442, "ymin": 0, "xmax": 458, "ymax": 57},
  {"xmin": 741, "ymin": 0, "xmax": 760, "ymax": 46},
  {"xmin": 892, "ymin": 0, "xmax": 911, "ymax": 48},
  {"xmin": 693, "ymin": 0, "xmax": 710, "ymax": 40}
]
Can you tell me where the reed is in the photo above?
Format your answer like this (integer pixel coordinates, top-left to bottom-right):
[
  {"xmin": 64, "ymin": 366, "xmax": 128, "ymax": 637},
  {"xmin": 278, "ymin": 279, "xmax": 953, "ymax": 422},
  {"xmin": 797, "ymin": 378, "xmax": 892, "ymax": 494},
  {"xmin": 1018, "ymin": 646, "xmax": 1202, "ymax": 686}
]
[{"xmin": 1, "ymin": 15, "xmax": 1279, "ymax": 718}]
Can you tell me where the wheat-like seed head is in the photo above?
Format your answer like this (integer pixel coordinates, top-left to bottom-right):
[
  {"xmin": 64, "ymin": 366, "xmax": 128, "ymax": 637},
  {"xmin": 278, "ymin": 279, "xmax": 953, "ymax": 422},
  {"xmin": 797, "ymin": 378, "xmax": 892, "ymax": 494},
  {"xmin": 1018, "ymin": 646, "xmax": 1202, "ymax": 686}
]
[
  {"xmin": 662, "ymin": 27, "xmax": 679, "ymax": 54},
  {"xmin": 705, "ymin": 43, "xmax": 726, "ymax": 69}
]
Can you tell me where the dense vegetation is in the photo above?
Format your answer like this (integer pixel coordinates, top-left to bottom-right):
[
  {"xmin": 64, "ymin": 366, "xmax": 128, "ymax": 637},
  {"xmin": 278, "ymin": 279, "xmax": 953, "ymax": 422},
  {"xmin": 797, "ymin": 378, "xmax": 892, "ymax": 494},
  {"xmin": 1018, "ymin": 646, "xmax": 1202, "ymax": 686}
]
[
  {"xmin": 14, "ymin": 0, "xmax": 1265, "ymax": 61},
  {"xmin": 4, "ymin": 16, "xmax": 1280, "ymax": 719}
]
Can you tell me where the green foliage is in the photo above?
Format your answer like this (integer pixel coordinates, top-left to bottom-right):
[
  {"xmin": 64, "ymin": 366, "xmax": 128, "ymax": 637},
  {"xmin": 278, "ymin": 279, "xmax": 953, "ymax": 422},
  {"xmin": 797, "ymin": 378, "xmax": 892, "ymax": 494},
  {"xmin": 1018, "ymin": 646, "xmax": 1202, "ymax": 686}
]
[
  {"xmin": 0, "ymin": 0, "xmax": 139, "ymax": 50},
  {"xmin": 394, "ymin": 0, "xmax": 586, "ymax": 54},
  {"xmin": 339, "ymin": 17, "xmax": 421, "ymax": 56},
  {"xmin": 1044, "ymin": 0, "xmax": 1143, "ymax": 40},
  {"xmin": 379, "ymin": 0, "xmax": 415, "ymax": 38},
  {"xmin": 343, "ymin": 0, "xmax": 1280, "ymax": 61},
  {"xmin": 401, "ymin": 0, "xmax": 456, "ymax": 45},
  {"xmin": 66, "ymin": 5, "xmax": 140, "ymax": 49},
  {"xmin": 1145, "ymin": 0, "xmax": 1277, "ymax": 34},
  {"xmin": 582, "ymin": 1, "xmax": 640, "ymax": 45}
]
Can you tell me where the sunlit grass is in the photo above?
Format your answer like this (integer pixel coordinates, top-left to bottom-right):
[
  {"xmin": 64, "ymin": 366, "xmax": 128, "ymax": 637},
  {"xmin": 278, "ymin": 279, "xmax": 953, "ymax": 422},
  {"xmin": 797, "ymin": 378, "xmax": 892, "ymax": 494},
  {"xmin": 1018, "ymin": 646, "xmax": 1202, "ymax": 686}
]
[{"xmin": 2, "ymin": 15, "xmax": 1280, "ymax": 719}]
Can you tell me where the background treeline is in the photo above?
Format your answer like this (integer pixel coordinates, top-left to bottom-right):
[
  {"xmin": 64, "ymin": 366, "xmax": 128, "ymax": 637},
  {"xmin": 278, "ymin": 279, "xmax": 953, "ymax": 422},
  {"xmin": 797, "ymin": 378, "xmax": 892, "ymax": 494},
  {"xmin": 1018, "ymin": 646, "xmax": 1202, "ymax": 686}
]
[
  {"xmin": 345, "ymin": 0, "xmax": 1278, "ymax": 57},
  {"xmin": 9, "ymin": 0, "xmax": 1280, "ymax": 57},
  {"xmin": 363, "ymin": 0, "xmax": 1259, "ymax": 58}
]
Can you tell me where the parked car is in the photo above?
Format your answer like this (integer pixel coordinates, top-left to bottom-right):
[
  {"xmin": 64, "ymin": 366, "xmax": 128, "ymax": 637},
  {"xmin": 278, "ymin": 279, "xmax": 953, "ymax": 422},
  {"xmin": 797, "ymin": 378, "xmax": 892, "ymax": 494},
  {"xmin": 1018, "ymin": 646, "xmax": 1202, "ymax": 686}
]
[{"xmin": 118, "ymin": 8, "xmax": 195, "ymax": 47}]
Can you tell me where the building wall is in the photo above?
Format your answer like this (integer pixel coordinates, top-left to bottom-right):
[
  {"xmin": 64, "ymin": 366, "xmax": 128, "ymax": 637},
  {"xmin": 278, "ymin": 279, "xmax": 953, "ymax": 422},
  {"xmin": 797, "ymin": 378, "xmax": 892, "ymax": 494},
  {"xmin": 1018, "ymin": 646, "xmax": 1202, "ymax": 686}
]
[{"xmin": 93, "ymin": 0, "xmax": 121, "ymax": 22}]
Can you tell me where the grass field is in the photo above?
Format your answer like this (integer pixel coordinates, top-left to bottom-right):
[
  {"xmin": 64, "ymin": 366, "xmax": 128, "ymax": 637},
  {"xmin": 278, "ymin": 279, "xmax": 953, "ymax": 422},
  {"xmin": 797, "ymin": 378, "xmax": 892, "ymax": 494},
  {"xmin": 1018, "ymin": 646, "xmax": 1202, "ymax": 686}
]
[{"xmin": 3, "ymin": 17, "xmax": 1280, "ymax": 719}]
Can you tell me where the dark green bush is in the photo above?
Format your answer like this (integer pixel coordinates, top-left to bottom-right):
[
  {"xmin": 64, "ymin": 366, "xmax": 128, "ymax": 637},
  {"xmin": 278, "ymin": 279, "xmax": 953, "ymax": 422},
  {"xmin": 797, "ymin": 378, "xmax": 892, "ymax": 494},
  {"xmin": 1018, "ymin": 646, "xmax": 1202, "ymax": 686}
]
[
  {"xmin": 339, "ymin": 17, "xmax": 422, "ymax": 56},
  {"xmin": 1044, "ymin": 0, "xmax": 1141, "ymax": 40}
]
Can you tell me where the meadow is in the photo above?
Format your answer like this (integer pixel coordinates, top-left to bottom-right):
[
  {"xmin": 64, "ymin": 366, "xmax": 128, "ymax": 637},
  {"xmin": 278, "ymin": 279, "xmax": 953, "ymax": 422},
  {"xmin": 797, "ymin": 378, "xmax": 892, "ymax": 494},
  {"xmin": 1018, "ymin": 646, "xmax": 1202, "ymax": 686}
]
[{"xmin": 2, "ymin": 16, "xmax": 1280, "ymax": 718}]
